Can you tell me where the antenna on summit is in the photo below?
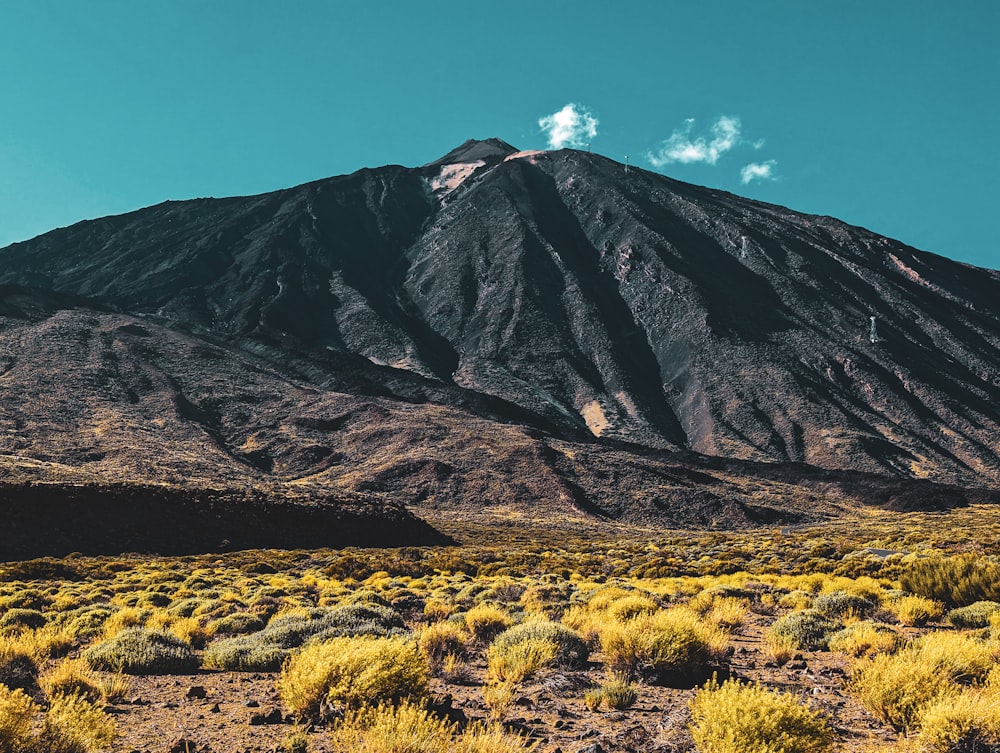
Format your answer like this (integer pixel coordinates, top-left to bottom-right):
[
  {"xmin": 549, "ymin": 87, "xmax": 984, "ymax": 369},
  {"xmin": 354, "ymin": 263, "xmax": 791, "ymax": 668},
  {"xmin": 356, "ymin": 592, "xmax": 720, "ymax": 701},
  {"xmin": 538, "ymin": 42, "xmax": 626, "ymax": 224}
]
[{"xmin": 624, "ymin": 155, "xmax": 630, "ymax": 174}]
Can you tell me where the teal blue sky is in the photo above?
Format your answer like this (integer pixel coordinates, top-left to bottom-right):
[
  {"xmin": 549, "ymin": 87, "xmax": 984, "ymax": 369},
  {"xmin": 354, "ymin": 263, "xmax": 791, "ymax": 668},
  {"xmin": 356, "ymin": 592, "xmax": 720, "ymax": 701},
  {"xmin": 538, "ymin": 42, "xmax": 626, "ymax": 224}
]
[{"xmin": 2, "ymin": 1, "xmax": 997, "ymax": 269}]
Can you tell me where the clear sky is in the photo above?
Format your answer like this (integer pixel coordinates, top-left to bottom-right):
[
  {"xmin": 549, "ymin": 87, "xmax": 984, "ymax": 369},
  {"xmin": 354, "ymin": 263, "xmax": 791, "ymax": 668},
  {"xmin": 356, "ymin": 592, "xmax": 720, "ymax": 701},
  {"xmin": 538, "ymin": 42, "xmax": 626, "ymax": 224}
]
[{"xmin": 2, "ymin": 1, "xmax": 997, "ymax": 269}]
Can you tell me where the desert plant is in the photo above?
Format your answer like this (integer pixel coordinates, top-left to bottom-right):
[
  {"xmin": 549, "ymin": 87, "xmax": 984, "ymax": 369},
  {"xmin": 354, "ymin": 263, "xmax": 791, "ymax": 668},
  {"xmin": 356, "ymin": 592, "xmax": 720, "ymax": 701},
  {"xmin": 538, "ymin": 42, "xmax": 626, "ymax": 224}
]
[
  {"xmin": 418, "ymin": 621, "xmax": 468, "ymax": 674},
  {"xmin": 900, "ymin": 555, "xmax": 1000, "ymax": 608},
  {"xmin": 83, "ymin": 627, "xmax": 198, "ymax": 675},
  {"xmin": 487, "ymin": 636, "xmax": 558, "ymax": 683},
  {"xmin": 812, "ymin": 591, "xmax": 876, "ymax": 619},
  {"xmin": 278, "ymin": 635, "xmax": 427, "ymax": 719},
  {"xmin": 458, "ymin": 720, "xmax": 538, "ymax": 752},
  {"xmin": 490, "ymin": 620, "xmax": 589, "ymax": 669},
  {"xmin": 689, "ymin": 677, "xmax": 833, "ymax": 753},
  {"xmin": 0, "ymin": 685, "xmax": 37, "ymax": 753},
  {"xmin": 916, "ymin": 631, "xmax": 997, "ymax": 685},
  {"xmin": 0, "ymin": 608, "xmax": 48, "ymax": 631},
  {"xmin": 851, "ymin": 649, "xmax": 954, "ymax": 731},
  {"xmin": 210, "ymin": 611, "xmax": 264, "ymax": 636},
  {"xmin": 947, "ymin": 601, "xmax": 1000, "ymax": 629},
  {"xmin": 482, "ymin": 681, "xmax": 517, "ymax": 722},
  {"xmin": 39, "ymin": 658, "xmax": 103, "ymax": 703},
  {"xmin": 601, "ymin": 608, "xmax": 726, "ymax": 684},
  {"xmin": 463, "ymin": 604, "xmax": 512, "ymax": 644},
  {"xmin": 763, "ymin": 633, "xmax": 796, "ymax": 666},
  {"xmin": 767, "ymin": 610, "xmax": 840, "ymax": 651},
  {"xmin": 827, "ymin": 622, "xmax": 903, "ymax": 658},
  {"xmin": 884, "ymin": 595, "xmax": 943, "ymax": 627},
  {"xmin": 607, "ymin": 593, "xmax": 659, "ymax": 622},
  {"xmin": 601, "ymin": 675, "xmax": 639, "ymax": 710},
  {"xmin": 915, "ymin": 689, "xmax": 1000, "ymax": 752},
  {"xmin": 39, "ymin": 693, "xmax": 116, "ymax": 753},
  {"xmin": 328, "ymin": 700, "xmax": 454, "ymax": 752}
]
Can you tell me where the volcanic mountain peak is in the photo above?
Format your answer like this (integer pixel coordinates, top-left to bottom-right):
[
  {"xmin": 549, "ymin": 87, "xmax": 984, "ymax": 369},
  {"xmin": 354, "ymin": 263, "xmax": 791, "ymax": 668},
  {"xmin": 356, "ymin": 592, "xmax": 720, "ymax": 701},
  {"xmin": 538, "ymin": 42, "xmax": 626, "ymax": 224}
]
[
  {"xmin": 0, "ymin": 139, "xmax": 998, "ymax": 543},
  {"xmin": 425, "ymin": 137, "xmax": 520, "ymax": 167}
]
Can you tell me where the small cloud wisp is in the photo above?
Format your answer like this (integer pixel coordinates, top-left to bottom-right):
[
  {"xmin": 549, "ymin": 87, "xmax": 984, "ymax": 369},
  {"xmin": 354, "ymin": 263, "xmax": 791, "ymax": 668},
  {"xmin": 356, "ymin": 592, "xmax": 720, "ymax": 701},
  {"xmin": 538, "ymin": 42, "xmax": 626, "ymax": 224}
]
[
  {"xmin": 648, "ymin": 115, "xmax": 742, "ymax": 167},
  {"xmin": 740, "ymin": 160, "xmax": 778, "ymax": 184},
  {"xmin": 539, "ymin": 103, "xmax": 599, "ymax": 150}
]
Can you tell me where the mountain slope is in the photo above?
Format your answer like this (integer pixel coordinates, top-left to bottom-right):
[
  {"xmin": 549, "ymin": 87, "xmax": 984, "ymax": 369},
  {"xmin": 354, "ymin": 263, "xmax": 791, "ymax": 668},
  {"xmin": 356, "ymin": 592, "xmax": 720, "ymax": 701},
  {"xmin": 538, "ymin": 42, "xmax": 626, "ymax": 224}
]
[{"xmin": 1, "ymin": 139, "xmax": 998, "ymax": 511}]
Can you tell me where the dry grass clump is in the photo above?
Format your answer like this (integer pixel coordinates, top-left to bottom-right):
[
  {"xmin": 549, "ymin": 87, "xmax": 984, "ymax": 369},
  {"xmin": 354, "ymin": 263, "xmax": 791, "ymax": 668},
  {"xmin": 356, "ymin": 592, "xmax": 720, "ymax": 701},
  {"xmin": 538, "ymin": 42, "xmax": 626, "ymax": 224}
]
[
  {"xmin": 585, "ymin": 675, "xmax": 639, "ymax": 711},
  {"xmin": 0, "ymin": 685, "xmax": 37, "ymax": 753},
  {"xmin": 39, "ymin": 658, "xmax": 104, "ymax": 703},
  {"xmin": 915, "ymin": 631, "xmax": 997, "ymax": 685},
  {"xmin": 328, "ymin": 700, "xmax": 537, "ymax": 753},
  {"xmin": 883, "ymin": 595, "xmax": 943, "ymax": 627},
  {"xmin": 39, "ymin": 693, "xmax": 117, "ymax": 753},
  {"xmin": 600, "ymin": 607, "xmax": 726, "ymax": 685},
  {"xmin": 417, "ymin": 621, "xmax": 468, "ymax": 675},
  {"xmin": 689, "ymin": 678, "xmax": 833, "ymax": 753},
  {"xmin": 487, "ymin": 636, "xmax": 558, "ymax": 684},
  {"xmin": 83, "ymin": 627, "xmax": 198, "ymax": 675},
  {"xmin": 278, "ymin": 635, "xmax": 427, "ymax": 719},
  {"xmin": 915, "ymin": 688, "xmax": 1000, "ymax": 752}
]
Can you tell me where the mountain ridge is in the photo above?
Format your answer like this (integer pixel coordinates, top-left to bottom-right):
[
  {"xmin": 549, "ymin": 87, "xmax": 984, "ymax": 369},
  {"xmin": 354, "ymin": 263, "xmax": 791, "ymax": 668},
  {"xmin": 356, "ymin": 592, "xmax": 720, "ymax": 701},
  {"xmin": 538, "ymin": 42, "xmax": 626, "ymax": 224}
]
[{"xmin": 1, "ymin": 139, "xmax": 998, "ymax": 543}]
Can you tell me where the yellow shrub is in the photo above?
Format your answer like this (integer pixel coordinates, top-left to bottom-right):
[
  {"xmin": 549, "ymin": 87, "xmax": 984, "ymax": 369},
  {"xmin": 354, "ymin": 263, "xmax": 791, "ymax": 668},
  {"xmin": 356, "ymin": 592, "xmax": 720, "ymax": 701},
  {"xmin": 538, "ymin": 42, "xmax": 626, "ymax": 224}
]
[
  {"xmin": 851, "ymin": 650, "xmax": 954, "ymax": 730},
  {"xmin": 39, "ymin": 658, "xmax": 103, "ymax": 703},
  {"xmin": 278, "ymin": 636, "xmax": 427, "ymax": 719},
  {"xmin": 826, "ymin": 622, "xmax": 903, "ymax": 658},
  {"xmin": 916, "ymin": 689, "xmax": 1000, "ymax": 752},
  {"xmin": 917, "ymin": 631, "xmax": 997, "ymax": 684},
  {"xmin": 482, "ymin": 681, "xmax": 516, "ymax": 722},
  {"xmin": 486, "ymin": 637, "xmax": 557, "ymax": 683},
  {"xmin": 885, "ymin": 595, "xmax": 944, "ymax": 627},
  {"xmin": 0, "ymin": 685, "xmax": 37, "ymax": 753},
  {"xmin": 690, "ymin": 678, "xmax": 832, "ymax": 753},
  {"xmin": 600, "ymin": 608, "xmax": 726, "ymax": 684},
  {"xmin": 423, "ymin": 600, "xmax": 453, "ymax": 623},
  {"xmin": 464, "ymin": 604, "xmax": 512, "ymax": 644},
  {"xmin": 457, "ymin": 720, "xmax": 538, "ymax": 752},
  {"xmin": 705, "ymin": 597, "xmax": 750, "ymax": 632},
  {"xmin": 40, "ymin": 693, "xmax": 117, "ymax": 753},
  {"xmin": 418, "ymin": 621, "xmax": 468, "ymax": 673},
  {"xmin": 329, "ymin": 700, "xmax": 454, "ymax": 753},
  {"xmin": 607, "ymin": 594, "xmax": 659, "ymax": 622},
  {"xmin": 763, "ymin": 633, "xmax": 796, "ymax": 667}
]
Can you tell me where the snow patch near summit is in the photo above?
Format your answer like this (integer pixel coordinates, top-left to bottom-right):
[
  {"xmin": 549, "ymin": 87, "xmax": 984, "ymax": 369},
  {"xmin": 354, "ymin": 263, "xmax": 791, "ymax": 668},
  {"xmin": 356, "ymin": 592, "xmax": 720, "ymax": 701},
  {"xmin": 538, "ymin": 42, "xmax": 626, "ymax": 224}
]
[{"xmin": 429, "ymin": 161, "xmax": 485, "ymax": 196}]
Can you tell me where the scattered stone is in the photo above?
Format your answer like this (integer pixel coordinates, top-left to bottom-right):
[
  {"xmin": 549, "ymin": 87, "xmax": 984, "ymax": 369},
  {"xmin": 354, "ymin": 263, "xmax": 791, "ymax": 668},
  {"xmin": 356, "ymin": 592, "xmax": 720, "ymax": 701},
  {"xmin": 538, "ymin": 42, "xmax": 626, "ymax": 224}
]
[
  {"xmin": 248, "ymin": 707, "xmax": 284, "ymax": 725},
  {"xmin": 244, "ymin": 700, "xmax": 260, "ymax": 708},
  {"xmin": 209, "ymin": 703, "xmax": 221, "ymax": 713},
  {"xmin": 577, "ymin": 744, "xmax": 604, "ymax": 753},
  {"xmin": 186, "ymin": 685, "xmax": 207, "ymax": 700}
]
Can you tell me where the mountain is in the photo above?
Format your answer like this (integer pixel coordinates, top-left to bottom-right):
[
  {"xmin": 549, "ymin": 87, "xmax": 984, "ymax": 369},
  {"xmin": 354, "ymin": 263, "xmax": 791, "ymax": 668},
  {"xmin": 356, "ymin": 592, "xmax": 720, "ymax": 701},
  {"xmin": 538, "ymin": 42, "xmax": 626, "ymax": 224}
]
[{"xmin": 1, "ymin": 139, "xmax": 998, "ymax": 546}]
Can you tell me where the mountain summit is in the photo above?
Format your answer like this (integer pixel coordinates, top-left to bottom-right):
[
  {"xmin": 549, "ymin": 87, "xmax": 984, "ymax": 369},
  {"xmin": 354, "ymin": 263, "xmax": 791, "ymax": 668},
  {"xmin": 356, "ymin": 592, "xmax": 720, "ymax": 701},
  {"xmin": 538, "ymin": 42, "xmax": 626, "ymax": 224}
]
[{"xmin": 1, "ymin": 140, "xmax": 998, "ymax": 533}]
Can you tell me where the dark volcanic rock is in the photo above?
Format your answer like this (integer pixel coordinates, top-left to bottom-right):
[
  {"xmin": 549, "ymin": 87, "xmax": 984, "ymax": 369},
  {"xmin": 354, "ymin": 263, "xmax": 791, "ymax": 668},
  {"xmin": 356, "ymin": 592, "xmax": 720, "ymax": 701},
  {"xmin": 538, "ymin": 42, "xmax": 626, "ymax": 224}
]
[{"xmin": 0, "ymin": 139, "xmax": 997, "ymax": 539}]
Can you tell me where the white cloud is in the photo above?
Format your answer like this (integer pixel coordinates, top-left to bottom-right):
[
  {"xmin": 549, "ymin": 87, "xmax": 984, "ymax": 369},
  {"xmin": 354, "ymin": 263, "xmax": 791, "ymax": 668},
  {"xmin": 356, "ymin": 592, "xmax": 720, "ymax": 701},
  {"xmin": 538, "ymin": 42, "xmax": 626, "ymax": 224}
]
[
  {"xmin": 740, "ymin": 160, "xmax": 778, "ymax": 184},
  {"xmin": 538, "ymin": 103, "xmax": 599, "ymax": 149},
  {"xmin": 648, "ymin": 115, "xmax": 742, "ymax": 167}
]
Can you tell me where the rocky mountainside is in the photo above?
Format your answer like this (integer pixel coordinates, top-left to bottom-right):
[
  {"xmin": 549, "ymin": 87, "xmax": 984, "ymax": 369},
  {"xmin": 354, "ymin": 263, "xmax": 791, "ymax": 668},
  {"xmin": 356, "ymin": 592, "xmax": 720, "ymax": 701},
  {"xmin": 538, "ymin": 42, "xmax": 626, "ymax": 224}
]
[{"xmin": 1, "ymin": 138, "xmax": 998, "ymax": 539}]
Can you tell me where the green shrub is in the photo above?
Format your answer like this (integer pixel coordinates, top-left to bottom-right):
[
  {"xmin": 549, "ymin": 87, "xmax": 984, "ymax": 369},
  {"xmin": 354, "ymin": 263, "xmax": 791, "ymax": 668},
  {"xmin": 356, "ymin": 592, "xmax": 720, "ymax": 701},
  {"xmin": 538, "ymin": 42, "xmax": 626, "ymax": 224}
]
[
  {"xmin": 690, "ymin": 678, "xmax": 833, "ymax": 753},
  {"xmin": 0, "ymin": 608, "xmax": 48, "ymax": 631},
  {"xmin": 0, "ymin": 685, "xmax": 37, "ymax": 753},
  {"xmin": 601, "ymin": 676, "xmax": 638, "ymax": 710},
  {"xmin": 899, "ymin": 555, "xmax": 1000, "ymax": 608},
  {"xmin": 83, "ymin": 628, "xmax": 198, "ymax": 675},
  {"xmin": 278, "ymin": 636, "xmax": 427, "ymax": 719},
  {"xmin": 490, "ymin": 620, "xmax": 588, "ymax": 670},
  {"xmin": 203, "ymin": 604, "xmax": 407, "ymax": 671},
  {"xmin": 812, "ymin": 591, "xmax": 876, "ymax": 619},
  {"xmin": 210, "ymin": 612, "xmax": 265, "ymax": 636},
  {"xmin": 767, "ymin": 610, "xmax": 840, "ymax": 651},
  {"xmin": 947, "ymin": 601, "xmax": 1000, "ymax": 629}
]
